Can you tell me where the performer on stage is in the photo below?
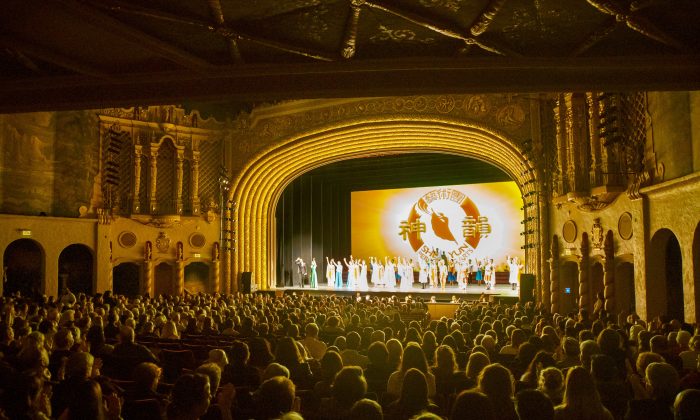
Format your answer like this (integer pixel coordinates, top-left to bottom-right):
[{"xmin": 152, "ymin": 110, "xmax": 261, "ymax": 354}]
[
  {"xmin": 507, "ymin": 256, "xmax": 523, "ymax": 291},
  {"xmin": 345, "ymin": 257, "xmax": 356, "ymax": 290},
  {"xmin": 359, "ymin": 259, "xmax": 368, "ymax": 291},
  {"xmin": 429, "ymin": 258, "xmax": 438, "ymax": 288},
  {"xmin": 418, "ymin": 258, "xmax": 429, "ymax": 289},
  {"xmin": 294, "ymin": 257, "xmax": 307, "ymax": 288},
  {"xmin": 334, "ymin": 259, "xmax": 343, "ymax": 288},
  {"xmin": 400, "ymin": 258, "xmax": 412, "ymax": 291},
  {"xmin": 384, "ymin": 257, "xmax": 396, "ymax": 289},
  {"xmin": 475, "ymin": 258, "xmax": 484, "ymax": 285},
  {"xmin": 309, "ymin": 257, "xmax": 318, "ymax": 289},
  {"xmin": 458, "ymin": 259, "xmax": 468, "ymax": 291},
  {"xmin": 447, "ymin": 259, "xmax": 456, "ymax": 286},
  {"xmin": 370, "ymin": 257, "xmax": 379, "ymax": 286},
  {"xmin": 438, "ymin": 259, "xmax": 447, "ymax": 290},
  {"xmin": 484, "ymin": 258, "xmax": 495, "ymax": 290},
  {"xmin": 326, "ymin": 257, "xmax": 336, "ymax": 286}
]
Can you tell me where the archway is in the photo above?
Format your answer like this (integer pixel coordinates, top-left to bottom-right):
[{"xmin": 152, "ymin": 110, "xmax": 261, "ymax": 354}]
[
  {"xmin": 228, "ymin": 117, "xmax": 538, "ymax": 290},
  {"xmin": 113, "ymin": 263, "xmax": 140, "ymax": 297},
  {"xmin": 615, "ymin": 260, "xmax": 635, "ymax": 314},
  {"xmin": 590, "ymin": 260, "xmax": 604, "ymax": 311},
  {"xmin": 58, "ymin": 244, "xmax": 94, "ymax": 295},
  {"xmin": 154, "ymin": 262, "xmax": 174, "ymax": 296},
  {"xmin": 185, "ymin": 262, "xmax": 210, "ymax": 293},
  {"xmin": 648, "ymin": 229, "xmax": 684, "ymax": 321},
  {"xmin": 3, "ymin": 239, "xmax": 44, "ymax": 296},
  {"xmin": 560, "ymin": 261, "xmax": 579, "ymax": 315}
]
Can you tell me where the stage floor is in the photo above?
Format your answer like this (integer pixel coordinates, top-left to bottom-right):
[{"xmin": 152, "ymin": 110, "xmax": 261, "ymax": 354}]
[{"xmin": 273, "ymin": 283, "xmax": 520, "ymax": 302}]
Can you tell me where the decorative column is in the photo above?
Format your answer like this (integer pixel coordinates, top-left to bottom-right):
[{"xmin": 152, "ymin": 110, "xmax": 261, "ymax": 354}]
[
  {"xmin": 144, "ymin": 241, "xmax": 154, "ymax": 297},
  {"xmin": 554, "ymin": 95, "xmax": 568, "ymax": 196},
  {"xmin": 603, "ymin": 230, "xmax": 616, "ymax": 312},
  {"xmin": 225, "ymin": 201, "xmax": 234, "ymax": 293},
  {"xmin": 579, "ymin": 233, "xmax": 590, "ymax": 311},
  {"xmin": 212, "ymin": 242, "xmax": 221, "ymax": 293},
  {"xmin": 565, "ymin": 93, "xmax": 589, "ymax": 193},
  {"xmin": 175, "ymin": 150, "xmax": 184, "ymax": 215},
  {"xmin": 176, "ymin": 241, "xmax": 185, "ymax": 295},
  {"xmin": 132, "ymin": 145, "xmax": 142, "ymax": 213},
  {"xmin": 550, "ymin": 235, "xmax": 560, "ymax": 314},
  {"xmin": 191, "ymin": 151, "xmax": 200, "ymax": 215},
  {"xmin": 149, "ymin": 146, "xmax": 159, "ymax": 214},
  {"xmin": 586, "ymin": 93, "xmax": 602, "ymax": 187}
]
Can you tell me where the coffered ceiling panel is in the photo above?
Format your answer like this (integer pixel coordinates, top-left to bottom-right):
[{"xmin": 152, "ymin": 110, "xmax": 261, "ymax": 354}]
[{"xmin": 1, "ymin": 0, "xmax": 699, "ymax": 112}]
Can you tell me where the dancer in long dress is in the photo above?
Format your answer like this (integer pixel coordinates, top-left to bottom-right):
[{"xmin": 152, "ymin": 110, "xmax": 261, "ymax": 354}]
[
  {"xmin": 456, "ymin": 260, "xmax": 466, "ymax": 291},
  {"xmin": 326, "ymin": 257, "xmax": 336, "ymax": 287},
  {"xmin": 335, "ymin": 259, "xmax": 344, "ymax": 288},
  {"xmin": 400, "ymin": 258, "xmax": 412, "ymax": 291},
  {"xmin": 418, "ymin": 258, "xmax": 429, "ymax": 289},
  {"xmin": 438, "ymin": 259, "xmax": 447, "ymax": 290},
  {"xmin": 384, "ymin": 257, "xmax": 396, "ymax": 289},
  {"xmin": 359, "ymin": 259, "xmax": 369, "ymax": 291},
  {"xmin": 344, "ymin": 258, "xmax": 356, "ymax": 290},
  {"xmin": 370, "ymin": 257, "xmax": 379, "ymax": 286},
  {"xmin": 507, "ymin": 256, "xmax": 523, "ymax": 291},
  {"xmin": 376, "ymin": 260, "xmax": 385, "ymax": 287},
  {"xmin": 309, "ymin": 257, "xmax": 318, "ymax": 289},
  {"xmin": 429, "ymin": 259, "xmax": 438, "ymax": 288}
]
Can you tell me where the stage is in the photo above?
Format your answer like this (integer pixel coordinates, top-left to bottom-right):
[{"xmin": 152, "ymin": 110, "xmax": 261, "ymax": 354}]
[{"xmin": 270, "ymin": 283, "xmax": 521, "ymax": 304}]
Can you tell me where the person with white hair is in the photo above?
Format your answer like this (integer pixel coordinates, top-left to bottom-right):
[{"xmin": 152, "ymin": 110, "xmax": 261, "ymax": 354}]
[
  {"xmin": 627, "ymin": 362, "xmax": 679, "ymax": 420},
  {"xmin": 679, "ymin": 333, "xmax": 699, "ymax": 371}
]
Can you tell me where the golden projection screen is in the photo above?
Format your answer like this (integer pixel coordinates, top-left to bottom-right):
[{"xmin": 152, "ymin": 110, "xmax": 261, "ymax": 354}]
[{"xmin": 351, "ymin": 181, "xmax": 524, "ymax": 262}]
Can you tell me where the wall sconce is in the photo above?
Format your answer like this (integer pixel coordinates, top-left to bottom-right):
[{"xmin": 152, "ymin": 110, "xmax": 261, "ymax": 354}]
[{"xmin": 17, "ymin": 229, "xmax": 32, "ymax": 236}]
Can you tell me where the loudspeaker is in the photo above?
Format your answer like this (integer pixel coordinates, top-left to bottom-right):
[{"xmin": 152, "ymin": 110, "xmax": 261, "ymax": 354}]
[
  {"xmin": 241, "ymin": 272, "xmax": 253, "ymax": 294},
  {"xmin": 519, "ymin": 274, "xmax": 535, "ymax": 303}
]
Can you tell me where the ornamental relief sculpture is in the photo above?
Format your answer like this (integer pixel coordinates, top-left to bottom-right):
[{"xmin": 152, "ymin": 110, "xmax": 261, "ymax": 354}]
[{"xmin": 229, "ymin": 95, "xmax": 532, "ymax": 160}]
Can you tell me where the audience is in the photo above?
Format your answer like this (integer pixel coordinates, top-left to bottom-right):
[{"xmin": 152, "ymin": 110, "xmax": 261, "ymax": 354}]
[{"xmin": 0, "ymin": 289, "xmax": 698, "ymax": 420}]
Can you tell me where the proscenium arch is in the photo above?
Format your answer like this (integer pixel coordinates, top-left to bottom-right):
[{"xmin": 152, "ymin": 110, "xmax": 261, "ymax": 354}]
[{"xmin": 227, "ymin": 117, "xmax": 539, "ymax": 291}]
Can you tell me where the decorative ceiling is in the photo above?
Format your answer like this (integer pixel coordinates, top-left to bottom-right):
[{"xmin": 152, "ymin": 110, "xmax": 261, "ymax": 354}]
[{"xmin": 1, "ymin": 0, "xmax": 700, "ymax": 112}]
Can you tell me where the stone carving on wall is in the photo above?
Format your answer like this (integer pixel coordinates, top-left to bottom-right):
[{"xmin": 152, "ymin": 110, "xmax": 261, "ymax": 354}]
[
  {"xmin": 96, "ymin": 106, "xmax": 225, "ymax": 220},
  {"xmin": 228, "ymin": 95, "xmax": 533, "ymax": 168},
  {"xmin": 155, "ymin": 231, "xmax": 171, "ymax": 253},
  {"xmin": 551, "ymin": 92, "xmax": 651, "ymax": 211},
  {"xmin": 591, "ymin": 218, "xmax": 604, "ymax": 249}
]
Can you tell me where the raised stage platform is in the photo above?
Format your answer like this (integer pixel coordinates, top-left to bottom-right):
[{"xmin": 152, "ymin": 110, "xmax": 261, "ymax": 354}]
[{"xmin": 270, "ymin": 283, "xmax": 520, "ymax": 305}]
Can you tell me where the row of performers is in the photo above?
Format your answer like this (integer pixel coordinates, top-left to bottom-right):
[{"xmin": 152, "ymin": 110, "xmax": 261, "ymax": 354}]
[{"xmin": 297, "ymin": 255, "xmax": 523, "ymax": 291}]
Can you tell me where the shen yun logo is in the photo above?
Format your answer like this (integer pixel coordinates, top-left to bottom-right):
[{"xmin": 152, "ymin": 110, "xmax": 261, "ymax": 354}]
[{"xmin": 398, "ymin": 188, "xmax": 491, "ymax": 260}]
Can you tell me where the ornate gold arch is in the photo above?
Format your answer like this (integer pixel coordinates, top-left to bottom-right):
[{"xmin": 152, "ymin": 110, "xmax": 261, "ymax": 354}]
[{"xmin": 225, "ymin": 116, "xmax": 541, "ymax": 291}]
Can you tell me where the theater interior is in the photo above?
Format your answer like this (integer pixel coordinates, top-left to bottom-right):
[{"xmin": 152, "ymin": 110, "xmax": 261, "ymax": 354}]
[{"xmin": 1, "ymin": 0, "xmax": 700, "ymax": 323}]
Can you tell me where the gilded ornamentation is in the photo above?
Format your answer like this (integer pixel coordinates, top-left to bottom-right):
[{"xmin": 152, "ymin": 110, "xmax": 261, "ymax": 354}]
[
  {"xmin": 435, "ymin": 96, "xmax": 455, "ymax": 113},
  {"xmin": 591, "ymin": 218, "xmax": 604, "ymax": 249},
  {"xmin": 369, "ymin": 25, "xmax": 435, "ymax": 44},
  {"xmin": 465, "ymin": 95, "xmax": 490, "ymax": 117},
  {"xmin": 496, "ymin": 103, "xmax": 526, "ymax": 128},
  {"xmin": 227, "ymin": 115, "xmax": 539, "ymax": 291},
  {"xmin": 417, "ymin": 0, "xmax": 460, "ymax": 12},
  {"xmin": 230, "ymin": 95, "xmax": 532, "ymax": 154},
  {"xmin": 155, "ymin": 231, "xmax": 171, "ymax": 253},
  {"xmin": 470, "ymin": 0, "xmax": 507, "ymax": 36}
]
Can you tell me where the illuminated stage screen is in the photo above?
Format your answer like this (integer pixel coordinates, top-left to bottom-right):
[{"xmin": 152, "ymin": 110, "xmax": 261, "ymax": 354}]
[{"xmin": 351, "ymin": 182, "xmax": 524, "ymax": 263}]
